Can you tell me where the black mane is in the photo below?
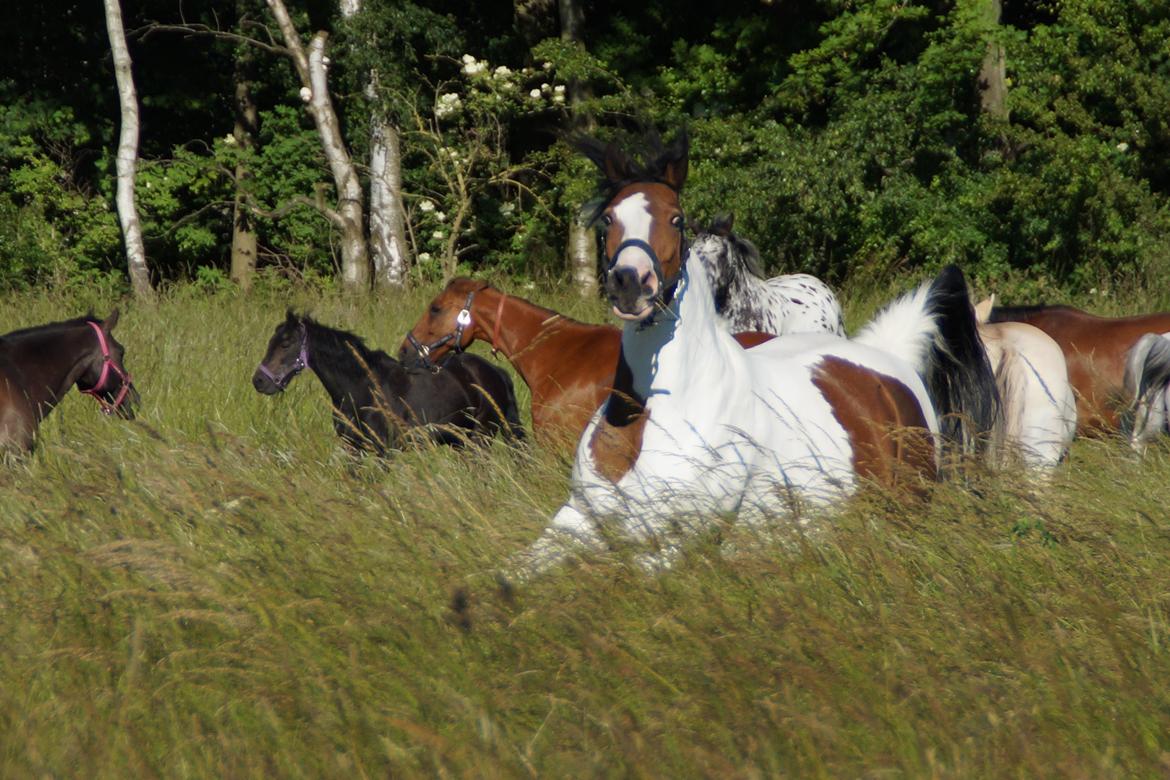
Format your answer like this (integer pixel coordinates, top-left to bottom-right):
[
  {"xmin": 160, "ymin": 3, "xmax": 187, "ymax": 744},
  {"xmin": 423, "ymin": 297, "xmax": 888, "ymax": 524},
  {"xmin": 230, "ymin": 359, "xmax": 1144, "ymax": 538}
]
[
  {"xmin": 2, "ymin": 314, "xmax": 101, "ymax": 342},
  {"xmin": 295, "ymin": 314, "xmax": 398, "ymax": 378}
]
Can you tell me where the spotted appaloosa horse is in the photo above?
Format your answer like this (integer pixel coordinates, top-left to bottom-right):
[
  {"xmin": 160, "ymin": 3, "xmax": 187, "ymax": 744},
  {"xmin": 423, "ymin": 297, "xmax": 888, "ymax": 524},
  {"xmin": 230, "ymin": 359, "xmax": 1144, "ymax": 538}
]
[
  {"xmin": 694, "ymin": 213, "xmax": 845, "ymax": 336},
  {"xmin": 398, "ymin": 280, "xmax": 775, "ymax": 447},
  {"xmin": 504, "ymin": 132, "xmax": 998, "ymax": 577},
  {"xmin": 986, "ymin": 302, "xmax": 1170, "ymax": 436},
  {"xmin": 254, "ymin": 312, "xmax": 524, "ymax": 454},
  {"xmin": 972, "ymin": 297, "xmax": 1077, "ymax": 471},
  {"xmin": 0, "ymin": 310, "xmax": 138, "ymax": 453}
]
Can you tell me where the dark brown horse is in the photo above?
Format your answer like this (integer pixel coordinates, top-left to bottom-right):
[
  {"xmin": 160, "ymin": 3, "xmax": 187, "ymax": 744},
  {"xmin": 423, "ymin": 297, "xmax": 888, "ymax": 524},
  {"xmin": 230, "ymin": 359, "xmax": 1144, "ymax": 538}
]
[
  {"xmin": 985, "ymin": 302, "xmax": 1170, "ymax": 434},
  {"xmin": 0, "ymin": 310, "xmax": 138, "ymax": 453},
  {"xmin": 398, "ymin": 278, "xmax": 774, "ymax": 446}
]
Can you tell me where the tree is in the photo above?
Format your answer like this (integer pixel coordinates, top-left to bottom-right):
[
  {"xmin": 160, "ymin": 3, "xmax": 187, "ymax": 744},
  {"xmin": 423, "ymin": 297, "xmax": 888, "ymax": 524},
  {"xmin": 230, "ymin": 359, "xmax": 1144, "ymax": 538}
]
[
  {"xmin": 229, "ymin": 29, "xmax": 260, "ymax": 291},
  {"xmin": 975, "ymin": 0, "xmax": 1008, "ymax": 120},
  {"xmin": 102, "ymin": 0, "xmax": 153, "ymax": 299},
  {"xmin": 340, "ymin": 0, "xmax": 411, "ymax": 290},
  {"xmin": 265, "ymin": 0, "xmax": 370, "ymax": 293},
  {"xmin": 558, "ymin": 0, "xmax": 597, "ymax": 297}
]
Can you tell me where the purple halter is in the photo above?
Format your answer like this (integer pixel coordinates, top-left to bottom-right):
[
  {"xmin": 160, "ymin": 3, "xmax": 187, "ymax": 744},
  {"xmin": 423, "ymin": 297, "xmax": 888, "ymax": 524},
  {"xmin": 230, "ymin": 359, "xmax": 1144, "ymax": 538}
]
[
  {"xmin": 257, "ymin": 322, "xmax": 310, "ymax": 389},
  {"xmin": 80, "ymin": 320, "xmax": 133, "ymax": 415}
]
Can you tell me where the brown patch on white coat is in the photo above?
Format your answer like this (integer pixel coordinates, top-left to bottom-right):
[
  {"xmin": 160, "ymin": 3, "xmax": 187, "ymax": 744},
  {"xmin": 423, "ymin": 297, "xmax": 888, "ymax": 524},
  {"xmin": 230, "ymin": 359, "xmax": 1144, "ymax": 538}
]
[{"xmin": 811, "ymin": 355, "xmax": 937, "ymax": 494}]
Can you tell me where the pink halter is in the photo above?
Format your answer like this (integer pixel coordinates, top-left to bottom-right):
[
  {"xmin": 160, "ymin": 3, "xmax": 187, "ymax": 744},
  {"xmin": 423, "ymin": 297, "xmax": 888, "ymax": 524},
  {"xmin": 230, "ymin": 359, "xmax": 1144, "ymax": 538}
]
[{"xmin": 80, "ymin": 320, "xmax": 133, "ymax": 414}]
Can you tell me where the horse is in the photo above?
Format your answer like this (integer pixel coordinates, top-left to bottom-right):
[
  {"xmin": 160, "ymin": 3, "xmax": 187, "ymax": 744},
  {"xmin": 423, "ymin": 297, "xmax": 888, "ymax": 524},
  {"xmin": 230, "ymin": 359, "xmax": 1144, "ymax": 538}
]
[
  {"xmin": 399, "ymin": 280, "xmax": 778, "ymax": 446},
  {"xmin": 985, "ymin": 301, "xmax": 1170, "ymax": 434},
  {"xmin": 0, "ymin": 310, "xmax": 138, "ymax": 453},
  {"xmin": 504, "ymin": 131, "xmax": 999, "ymax": 578},
  {"xmin": 972, "ymin": 297, "xmax": 1077, "ymax": 471},
  {"xmin": 693, "ymin": 213, "xmax": 845, "ymax": 336},
  {"xmin": 253, "ymin": 311, "xmax": 525, "ymax": 454}
]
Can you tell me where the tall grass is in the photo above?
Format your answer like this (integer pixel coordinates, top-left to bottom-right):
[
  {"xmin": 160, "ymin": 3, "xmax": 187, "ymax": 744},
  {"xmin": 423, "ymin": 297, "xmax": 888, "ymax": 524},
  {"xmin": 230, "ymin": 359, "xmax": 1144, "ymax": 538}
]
[{"xmin": 1, "ymin": 281, "xmax": 1169, "ymax": 776}]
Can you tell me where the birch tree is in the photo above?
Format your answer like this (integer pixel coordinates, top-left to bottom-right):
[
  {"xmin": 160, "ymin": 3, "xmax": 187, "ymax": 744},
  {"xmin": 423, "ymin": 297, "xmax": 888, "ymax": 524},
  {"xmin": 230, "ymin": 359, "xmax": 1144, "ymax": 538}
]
[
  {"xmin": 102, "ymin": 0, "xmax": 154, "ymax": 299},
  {"xmin": 229, "ymin": 35, "xmax": 260, "ymax": 291},
  {"xmin": 340, "ymin": 0, "xmax": 411, "ymax": 290},
  {"xmin": 266, "ymin": 0, "xmax": 370, "ymax": 293},
  {"xmin": 558, "ymin": 0, "xmax": 598, "ymax": 297}
]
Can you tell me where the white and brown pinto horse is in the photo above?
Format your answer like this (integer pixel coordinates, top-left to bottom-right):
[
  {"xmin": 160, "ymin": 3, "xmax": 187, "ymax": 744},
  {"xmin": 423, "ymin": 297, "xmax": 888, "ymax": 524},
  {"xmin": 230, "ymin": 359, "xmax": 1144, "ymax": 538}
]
[
  {"xmin": 507, "ymin": 134, "xmax": 998, "ymax": 577},
  {"xmin": 973, "ymin": 297, "xmax": 1077, "ymax": 471}
]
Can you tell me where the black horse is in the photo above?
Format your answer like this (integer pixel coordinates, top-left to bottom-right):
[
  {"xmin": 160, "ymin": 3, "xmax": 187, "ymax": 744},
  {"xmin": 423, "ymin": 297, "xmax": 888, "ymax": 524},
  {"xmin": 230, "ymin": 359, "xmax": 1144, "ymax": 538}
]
[
  {"xmin": 0, "ymin": 309, "xmax": 139, "ymax": 453},
  {"xmin": 252, "ymin": 311, "xmax": 525, "ymax": 453}
]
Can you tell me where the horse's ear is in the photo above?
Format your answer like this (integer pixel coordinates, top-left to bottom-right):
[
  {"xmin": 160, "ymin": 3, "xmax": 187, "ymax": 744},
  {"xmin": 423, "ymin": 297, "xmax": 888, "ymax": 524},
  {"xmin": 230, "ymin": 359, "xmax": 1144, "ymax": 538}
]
[
  {"xmin": 973, "ymin": 295, "xmax": 995, "ymax": 324},
  {"xmin": 285, "ymin": 308, "xmax": 298, "ymax": 324},
  {"xmin": 711, "ymin": 213, "xmax": 734, "ymax": 237},
  {"xmin": 102, "ymin": 308, "xmax": 120, "ymax": 333},
  {"xmin": 658, "ymin": 130, "xmax": 689, "ymax": 191}
]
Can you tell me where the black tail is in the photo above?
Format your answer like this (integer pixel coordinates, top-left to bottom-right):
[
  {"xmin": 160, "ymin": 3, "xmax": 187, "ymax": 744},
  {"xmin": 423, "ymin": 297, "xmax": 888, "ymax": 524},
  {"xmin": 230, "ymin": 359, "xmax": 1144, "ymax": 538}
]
[{"xmin": 922, "ymin": 265, "xmax": 1002, "ymax": 458}]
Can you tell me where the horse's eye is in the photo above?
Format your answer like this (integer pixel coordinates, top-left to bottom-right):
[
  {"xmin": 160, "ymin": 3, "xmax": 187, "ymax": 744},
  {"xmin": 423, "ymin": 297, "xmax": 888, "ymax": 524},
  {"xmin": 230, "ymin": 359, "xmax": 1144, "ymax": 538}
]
[
  {"xmin": 671, "ymin": 215, "xmax": 683, "ymax": 228},
  {"xmin": 430, "ymin": 305, "xmax": 441, "ymax": 316},
  {"xmin": 601, "ymin": 214, "xmax": 613, "ymax": 227}
]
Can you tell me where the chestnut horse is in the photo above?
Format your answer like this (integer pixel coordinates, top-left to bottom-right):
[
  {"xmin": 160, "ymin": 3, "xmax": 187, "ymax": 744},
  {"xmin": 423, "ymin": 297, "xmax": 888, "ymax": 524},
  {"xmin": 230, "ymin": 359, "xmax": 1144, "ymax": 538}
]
[
  {"xmin": 986, "ymin": 301, "xmax": 1170, "ymax": 434},
  {"xmin": 505, "ymin": 132, "xmax": 998, "ymax": 577},
  {"xmin": 0, "ymin": 310, "xmax": 138, "ymax": 453},
  {"xmin": 399, "ymin": 280, "xmax": 774, "ymax": 445}
]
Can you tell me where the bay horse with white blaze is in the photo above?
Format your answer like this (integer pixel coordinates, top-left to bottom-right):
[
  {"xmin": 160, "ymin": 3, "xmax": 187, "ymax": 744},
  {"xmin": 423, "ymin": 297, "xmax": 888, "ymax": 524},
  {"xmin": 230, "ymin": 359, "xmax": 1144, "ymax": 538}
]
[
  {"xmin": 0, "ymin": 310, "xmax": 138, "ymax": 453},
  {"xmin": 254, "ymin": 312, "xmax": 524, "ymax": 454},
  {"xmin": 505, "ymin": 132, "xmax": 999, "ymax": 577},
  {"xmin": 986, "ymin": 302, "xmax": 1170, "ymax": 436}
]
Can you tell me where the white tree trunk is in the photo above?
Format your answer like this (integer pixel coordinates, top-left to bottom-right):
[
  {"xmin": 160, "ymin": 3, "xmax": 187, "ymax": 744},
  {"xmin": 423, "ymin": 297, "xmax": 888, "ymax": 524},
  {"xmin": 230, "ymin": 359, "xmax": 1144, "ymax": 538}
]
[
  {"xmin": 266, "ymin": 0, "xmax": 370, "ymax": 293},
  {"xmin": 559, "ymin": 0, "xmax": 597, "ymax": 297},
  {"xmin": 368, "ymin": 118, "xmax": 410, "ymax": 288},
  {"xmin": 102, "ymin": 0, "xmax": 153, "ymax": 299}
]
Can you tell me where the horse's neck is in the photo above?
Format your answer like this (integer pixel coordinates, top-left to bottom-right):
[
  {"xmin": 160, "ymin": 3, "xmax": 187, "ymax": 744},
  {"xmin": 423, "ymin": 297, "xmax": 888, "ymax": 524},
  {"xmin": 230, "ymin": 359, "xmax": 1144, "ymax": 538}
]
[
  {"xmin": 475, "ymin": 289, "xmax": 599, "ymax": 386},
  {"xmin": 622, "ymin": 259, "xmax": 739, "ymax": 408},
  {"xmin": 304, "ymin": 324, "xmax": 392, "ymax": 407},
  {"xmin": 5, "ymin": 329, "xmax": 91, "ymax": 415}
]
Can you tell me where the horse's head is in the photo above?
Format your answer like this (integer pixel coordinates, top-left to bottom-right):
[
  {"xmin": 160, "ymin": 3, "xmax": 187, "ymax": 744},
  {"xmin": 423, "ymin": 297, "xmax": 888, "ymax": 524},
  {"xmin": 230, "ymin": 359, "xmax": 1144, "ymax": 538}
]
[
  {"xmin": 398, "ymin": 278, "xmax": 489, "ymax": 363},
  {"xmin": 253, "ymin": 310, "xmax": 309, "ymax": 394},
  {"xmin": 575, "ymin": 131, "xmax": 689, "ymax": 322},
  {"xmin": 77, "ymin": 309, "xmax": 139, "ymax": 419},
  {"xmin": 691, "ymin": 213, "xmax": 767, "ymax": 305}
]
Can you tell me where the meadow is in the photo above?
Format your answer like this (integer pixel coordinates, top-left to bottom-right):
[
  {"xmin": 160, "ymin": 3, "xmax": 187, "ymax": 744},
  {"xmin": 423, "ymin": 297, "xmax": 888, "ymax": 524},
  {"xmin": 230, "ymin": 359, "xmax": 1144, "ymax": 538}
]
[{"xmin": 2, "ymin": 279, "xmax": 1170, "ymax": 777}]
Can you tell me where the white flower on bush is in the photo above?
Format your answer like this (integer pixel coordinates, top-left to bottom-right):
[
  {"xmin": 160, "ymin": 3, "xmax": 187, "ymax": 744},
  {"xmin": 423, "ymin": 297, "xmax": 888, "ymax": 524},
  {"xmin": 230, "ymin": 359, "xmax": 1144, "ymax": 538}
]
[
  {"xmin": 418, "ymin": 252, "xmax": 433, "ymax": 263},
  {"xmin": 462, "ymin": 58, "xmax": 487, "ymax": 76},
  {"xmin": 493, "ymin": 65, "xmax": 512, "ymax": 79},
  {"xmin": 553, "ymin": 85, "xmax": 565, "ymax": 95},
  {"xmin": 435, "ymin": 93, "xmax": 462, "ymax": 118},
  {"xmin": 299, "ymin": 86, "xmax": 312, "ymax": 103},
  {"xmin": 553, "ymin": 93, "xmax": 565, "ymax": 104},
  {"xmin": 1117, "ymin": 142, "xmax": 1130, "ymax": 152},
  {"xmin": 542, "ymin": 61, "xmax": 553, "ymax": 70},
  {"xmin": 461, "ymin": 54, "xmax": 475, "ymax": 65},
  {"xmin": 223, "ymin": 134, "xmax": 237, "ymax": 147},
  {"xmin": 418, "ymin": 200, "xmax": 435, "ymax": 213},
  {"xmin": 435, "ymin": 212, "xmax": 447, "ymax": 223},
  {"xmin": 529, "ymin": 88, "xmax": 542, "ymax": 99},
  {"xmin": 541, "ymin": 82, "xmax": 551, "ymax": 94},
  {"xmin": 501, "ymin": 202, "xmax": 516, "ymax": 215},
  {"xmin": 432, "ymin": 230, "xmax": 445, "ymax": 240}
]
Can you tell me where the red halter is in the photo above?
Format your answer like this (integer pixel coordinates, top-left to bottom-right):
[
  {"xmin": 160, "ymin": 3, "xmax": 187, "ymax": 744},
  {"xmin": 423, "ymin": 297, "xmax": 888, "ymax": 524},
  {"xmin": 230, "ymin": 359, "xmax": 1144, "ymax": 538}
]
[{"xmin": 80, "ymin": 321, "xmax": 133, "ymax": 415}]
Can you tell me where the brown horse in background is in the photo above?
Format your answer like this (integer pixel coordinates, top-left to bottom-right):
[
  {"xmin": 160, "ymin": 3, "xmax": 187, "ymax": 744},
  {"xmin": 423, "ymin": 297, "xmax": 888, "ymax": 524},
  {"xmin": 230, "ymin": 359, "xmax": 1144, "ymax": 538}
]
[
  {"xmin": 986, "ymin": 302, "xmax": 1170, "ymax": 434},
  {"xmin": 0, "ymin": 310, "xmax": 138, "ymax": 453},
  {"xmin": 399, "ymin": 278, "xmax": 772, "ymax": 446}
]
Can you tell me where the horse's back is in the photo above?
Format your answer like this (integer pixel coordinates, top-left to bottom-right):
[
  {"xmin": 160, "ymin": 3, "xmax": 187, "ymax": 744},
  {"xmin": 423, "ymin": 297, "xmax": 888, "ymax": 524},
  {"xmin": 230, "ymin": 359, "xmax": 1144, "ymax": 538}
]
[
  {"xmin": 765, "ymin": 273, "xmax": 846, "ymax": 336},
  {"xmin": 437, "ymin": 353, "xmax": 525, "ymax": 440}
]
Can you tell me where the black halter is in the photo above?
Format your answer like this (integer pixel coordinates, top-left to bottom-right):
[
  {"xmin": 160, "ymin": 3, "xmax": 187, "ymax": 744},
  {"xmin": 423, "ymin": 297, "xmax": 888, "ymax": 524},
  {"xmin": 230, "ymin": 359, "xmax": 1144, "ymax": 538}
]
[
  {"xmin": 602, "ymin": 212, "xmax": 689, "ymax": 313},
  {"xmin": 405, "ymin": 290, "xmax": 476, "ymax": 364}
]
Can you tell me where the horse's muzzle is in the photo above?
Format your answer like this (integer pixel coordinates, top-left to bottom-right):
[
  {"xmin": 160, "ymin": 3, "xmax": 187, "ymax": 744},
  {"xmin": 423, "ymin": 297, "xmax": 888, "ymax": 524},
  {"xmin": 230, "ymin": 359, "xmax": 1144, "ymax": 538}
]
[
  {"xmin": 606, "ymin": 266, "xmax": 656, "ymax": 320},
  {"xmin": 252, "ymin": 369, "xmax": 283, "ymax": 395}
]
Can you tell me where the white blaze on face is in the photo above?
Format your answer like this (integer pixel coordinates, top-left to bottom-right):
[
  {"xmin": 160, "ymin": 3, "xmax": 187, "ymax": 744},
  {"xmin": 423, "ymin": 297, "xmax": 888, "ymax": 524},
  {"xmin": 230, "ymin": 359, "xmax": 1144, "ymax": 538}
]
[{"xmin": 611, "ymin": 192, "xmax": 657, "ymax": 294}]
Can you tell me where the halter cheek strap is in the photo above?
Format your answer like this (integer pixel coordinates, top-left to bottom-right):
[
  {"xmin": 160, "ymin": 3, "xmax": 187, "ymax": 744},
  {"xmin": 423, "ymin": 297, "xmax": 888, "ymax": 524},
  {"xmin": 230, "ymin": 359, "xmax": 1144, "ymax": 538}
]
[
  {"xmin": 80, "ymin": 321, "xmax": 133, "ymax": 415},
  {"xmin": 406, "ymin": 290, "xmax": 478, "ymax": 364},
  {"xmin": 257, "ymin": 323, "xmax": 310, "ymax": 388}
]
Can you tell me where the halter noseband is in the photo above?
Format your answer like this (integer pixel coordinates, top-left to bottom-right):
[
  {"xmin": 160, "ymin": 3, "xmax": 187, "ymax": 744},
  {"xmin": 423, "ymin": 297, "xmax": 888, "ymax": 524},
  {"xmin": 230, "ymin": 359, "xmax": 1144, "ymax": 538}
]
[
  {"xmin": 257, "ymin": 322, "xmax": 310, "ymax": 389},
  {"xmin": 80, "ymin": 320, "xmax": 133, "ymax": 415}
]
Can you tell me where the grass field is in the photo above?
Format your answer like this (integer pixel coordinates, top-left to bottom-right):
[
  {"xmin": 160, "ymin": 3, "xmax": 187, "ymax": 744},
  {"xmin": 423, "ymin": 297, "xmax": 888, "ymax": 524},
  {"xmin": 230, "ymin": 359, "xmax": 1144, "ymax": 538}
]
[{"xmin": 2, "ymin": 279, "xmax": 1170, "ymax": 777}]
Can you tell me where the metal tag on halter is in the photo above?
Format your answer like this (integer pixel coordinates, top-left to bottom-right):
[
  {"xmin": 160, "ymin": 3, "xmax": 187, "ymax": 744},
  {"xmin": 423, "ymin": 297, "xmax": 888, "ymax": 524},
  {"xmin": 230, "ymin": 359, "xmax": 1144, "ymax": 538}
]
[{"xmin": 456, "ymin": 308, "xmax": 472, "ymax": 327}]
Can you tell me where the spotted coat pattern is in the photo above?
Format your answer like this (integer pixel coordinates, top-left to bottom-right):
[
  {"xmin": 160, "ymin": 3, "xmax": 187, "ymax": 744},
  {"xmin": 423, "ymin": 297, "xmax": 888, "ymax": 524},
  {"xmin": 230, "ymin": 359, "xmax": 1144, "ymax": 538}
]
[{"xmin": 692, "ymin": 231, "xmax": 846, "ymax": 337}]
